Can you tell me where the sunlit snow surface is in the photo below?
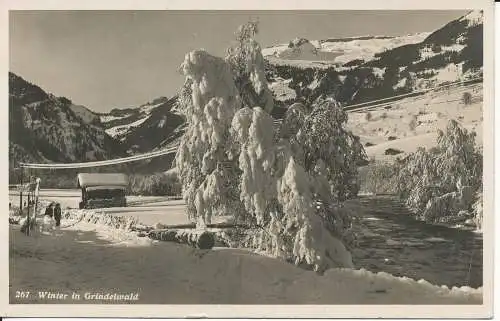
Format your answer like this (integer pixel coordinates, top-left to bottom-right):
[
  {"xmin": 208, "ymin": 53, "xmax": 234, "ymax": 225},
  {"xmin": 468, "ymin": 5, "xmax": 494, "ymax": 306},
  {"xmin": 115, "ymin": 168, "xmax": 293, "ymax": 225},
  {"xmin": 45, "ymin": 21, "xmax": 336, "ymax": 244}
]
[
  {"xmin": 10, "ymin": 217, "xmax": 482, "ymax": 304},
  {"xmin": 262, "ymin": 32, "xmax": 431, "ymax": 65}
]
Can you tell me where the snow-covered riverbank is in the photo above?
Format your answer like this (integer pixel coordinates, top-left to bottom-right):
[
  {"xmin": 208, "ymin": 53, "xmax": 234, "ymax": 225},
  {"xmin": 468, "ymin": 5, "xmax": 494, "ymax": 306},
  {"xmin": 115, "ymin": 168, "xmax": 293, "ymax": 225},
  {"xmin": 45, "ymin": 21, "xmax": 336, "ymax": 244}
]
[{"xmin": 9, "ymin": 219, "xmax": 482, "ymax": 305}]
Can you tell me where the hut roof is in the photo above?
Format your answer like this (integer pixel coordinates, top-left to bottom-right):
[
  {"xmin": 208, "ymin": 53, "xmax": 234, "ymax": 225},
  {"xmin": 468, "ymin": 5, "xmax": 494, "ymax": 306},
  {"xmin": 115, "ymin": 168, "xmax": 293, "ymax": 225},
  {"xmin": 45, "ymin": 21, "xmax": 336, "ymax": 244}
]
[
  {"xmin": 77, "ymin": 173, "xmax": 128, "ymax": 188},
  {"xmin": 86, "ymin": 186, "xmax": 127, "ymax": 191}
]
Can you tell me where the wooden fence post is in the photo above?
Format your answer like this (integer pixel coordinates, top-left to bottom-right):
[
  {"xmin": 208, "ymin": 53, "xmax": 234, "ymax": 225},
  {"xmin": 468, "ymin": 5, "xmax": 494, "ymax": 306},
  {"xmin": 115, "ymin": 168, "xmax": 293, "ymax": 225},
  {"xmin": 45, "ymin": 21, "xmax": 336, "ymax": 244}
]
[
  {"xmin": 19, "ymin": 168, "xmax": 24, "ymax": 211},
  {"xmin": 26, "ymin": 193, "xmax": 31, "ymax": 236}
]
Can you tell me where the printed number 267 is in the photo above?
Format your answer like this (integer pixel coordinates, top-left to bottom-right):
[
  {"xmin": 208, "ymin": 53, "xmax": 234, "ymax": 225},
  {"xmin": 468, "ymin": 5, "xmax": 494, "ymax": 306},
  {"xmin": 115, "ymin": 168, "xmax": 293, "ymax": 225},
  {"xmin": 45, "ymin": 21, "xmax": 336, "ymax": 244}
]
[{"xmin": 15, "ymin": 291, "xmax": 30, "ymax": 299}]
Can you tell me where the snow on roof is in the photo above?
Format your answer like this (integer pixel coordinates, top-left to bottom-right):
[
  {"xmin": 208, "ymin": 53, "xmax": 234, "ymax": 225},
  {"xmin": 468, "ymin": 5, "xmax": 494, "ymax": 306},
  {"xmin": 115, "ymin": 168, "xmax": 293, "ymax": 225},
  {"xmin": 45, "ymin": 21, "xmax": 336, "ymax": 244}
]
[
  {"xmin": 86, "ymin": 186, "xmax": 127, "ymax": 191},
  {"xmin": 77, "ymin": 173, "xmax": 128, "ymax": 188}
]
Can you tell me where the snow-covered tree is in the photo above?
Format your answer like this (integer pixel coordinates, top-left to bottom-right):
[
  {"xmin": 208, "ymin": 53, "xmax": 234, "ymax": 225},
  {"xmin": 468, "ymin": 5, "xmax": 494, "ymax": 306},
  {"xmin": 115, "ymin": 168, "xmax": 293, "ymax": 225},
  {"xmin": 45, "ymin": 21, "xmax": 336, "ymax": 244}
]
[
  {"xmin": 472, "ymin": 192, "xmax": 483, "ymax": 230},
  {"xmin": 229, "ymin": 108, "xmax": 355, "ymax": 269},
  {"xmin": 280, "ymin": 102, "xmax": 307, "ymax": 139},
  {"xmin": 434, "ymin": 119, "xmax": 482, "ymax": 190},
  {"xmin": 290, "ymin": 97, "xmax": 367, "ymax": 201},
  {"xmin": 396, "ymin": 119, "xmax": 482, "ymax": 224},
  {"xmin": 276, "ymin": 156, "xmax": 354, "ymax": 270},
  {"xmin": 175, "ymin": 50, "xmax": 245, "ymax": 224},
  {"xmin": 231, "ymin": 107, "xmax": 277, "ymax": 226},
  {"xmin": 175, "ymin": 22, "xmax": 359, "ymax": 270},
  {"xmin": 396, "ymin": 147, "xmax": 438, "ymax": 210},
  {"xmin": 226, "ymin": 21, "xmax": 274, "ymax": 114}
]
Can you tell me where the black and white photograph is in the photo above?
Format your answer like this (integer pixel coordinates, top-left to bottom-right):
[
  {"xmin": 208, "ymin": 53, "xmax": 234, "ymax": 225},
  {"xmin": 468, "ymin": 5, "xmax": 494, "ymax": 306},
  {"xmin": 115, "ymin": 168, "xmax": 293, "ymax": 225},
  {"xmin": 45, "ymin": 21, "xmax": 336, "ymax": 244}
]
[{"xmin": 4, "ymin": 1, "xmax": 494, "ymax": 318}]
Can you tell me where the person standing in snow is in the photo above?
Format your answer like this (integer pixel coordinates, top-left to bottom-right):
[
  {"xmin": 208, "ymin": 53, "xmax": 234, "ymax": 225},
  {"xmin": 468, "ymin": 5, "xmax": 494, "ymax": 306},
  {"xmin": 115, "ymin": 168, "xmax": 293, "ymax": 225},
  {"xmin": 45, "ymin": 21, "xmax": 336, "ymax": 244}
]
[
  {"xmin": 54, "ymin": 203, "xmax": 62, "ymax": 228},
  {"xmin": 44, "ymin": 202, "xmax": 54, "ymax": 218},
  {"xmin": 40, "ymin": 202, "xmax": 56, "ymax": 234}
]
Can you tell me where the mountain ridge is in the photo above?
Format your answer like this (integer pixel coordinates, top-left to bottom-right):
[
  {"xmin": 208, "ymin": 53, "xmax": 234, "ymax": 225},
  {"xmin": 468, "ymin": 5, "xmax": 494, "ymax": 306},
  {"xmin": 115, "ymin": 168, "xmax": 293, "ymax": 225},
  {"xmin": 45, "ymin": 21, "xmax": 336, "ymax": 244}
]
[
  {"xmin": 9, "ymin": 10, "xmax": 483, "ymax": 174},
  {"xmin": 264, "ymin": 10, "xmax": 483, "ymax": 108},
  {"xmin": 9, "ymin": 72, "xmax": 127, "ymax": 167}
]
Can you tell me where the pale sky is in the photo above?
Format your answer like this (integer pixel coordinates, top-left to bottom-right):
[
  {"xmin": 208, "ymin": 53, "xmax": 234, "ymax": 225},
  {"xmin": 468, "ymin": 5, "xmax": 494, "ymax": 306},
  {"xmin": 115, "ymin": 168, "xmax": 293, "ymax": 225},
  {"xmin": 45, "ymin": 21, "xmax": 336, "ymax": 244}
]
[{"xmin": 10, "ymin": 10, "xmax": 467, "ymax": 112}]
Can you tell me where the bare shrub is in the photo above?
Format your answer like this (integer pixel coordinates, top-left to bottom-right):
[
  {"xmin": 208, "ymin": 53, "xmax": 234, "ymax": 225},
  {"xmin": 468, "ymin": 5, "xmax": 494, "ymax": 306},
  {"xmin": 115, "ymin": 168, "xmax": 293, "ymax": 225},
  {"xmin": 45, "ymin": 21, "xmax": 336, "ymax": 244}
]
[
  {"xmin": 364, "ymin": 112, "xmax": 372, "ymax": 121},
  {"xmin": 380, "ymin": 112, "xmax": 388, "ymax": 120}
]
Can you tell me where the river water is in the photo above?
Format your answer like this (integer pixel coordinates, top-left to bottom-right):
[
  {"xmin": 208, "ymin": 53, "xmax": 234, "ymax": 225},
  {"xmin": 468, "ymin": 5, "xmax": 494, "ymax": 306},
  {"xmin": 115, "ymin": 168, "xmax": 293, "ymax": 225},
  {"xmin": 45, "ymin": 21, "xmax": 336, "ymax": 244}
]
[{"xmin": 350, "ymin": 196, "xmax": 483, "ymax": 288}]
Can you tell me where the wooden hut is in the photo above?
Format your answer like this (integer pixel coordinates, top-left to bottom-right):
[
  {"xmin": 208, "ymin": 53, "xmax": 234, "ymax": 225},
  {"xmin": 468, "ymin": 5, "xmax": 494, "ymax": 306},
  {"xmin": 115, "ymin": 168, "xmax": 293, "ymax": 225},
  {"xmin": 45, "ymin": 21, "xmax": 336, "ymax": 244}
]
[{"xmin": 77, "ymin": 173, "xmax": 128, "ymax": 209}]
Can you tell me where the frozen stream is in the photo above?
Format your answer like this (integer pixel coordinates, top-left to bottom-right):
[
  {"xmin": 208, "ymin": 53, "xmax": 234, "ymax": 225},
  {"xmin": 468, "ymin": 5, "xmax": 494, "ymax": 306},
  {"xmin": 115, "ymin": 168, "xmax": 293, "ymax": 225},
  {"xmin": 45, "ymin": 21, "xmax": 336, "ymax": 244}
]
[{"xmin": 350, "ymin": 196, "xmax": 482, "ymax": 288}]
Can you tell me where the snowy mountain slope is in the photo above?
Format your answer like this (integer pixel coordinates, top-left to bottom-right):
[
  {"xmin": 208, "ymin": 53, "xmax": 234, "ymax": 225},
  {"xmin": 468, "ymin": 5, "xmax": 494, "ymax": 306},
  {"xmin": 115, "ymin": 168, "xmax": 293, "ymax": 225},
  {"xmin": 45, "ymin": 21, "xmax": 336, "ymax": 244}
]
[
  {"xmin": 99, "ymin": 96, "xmax": 185, "ymax": 155},
  {"xmin": 99, "ymin": 97, "xmax": 170, "ymax": 138},
  {"xmin": 364, "ymin": 10, "xmax": 483, "ymax": 85},
  {"xmin": 7, "ymin": 72, "xmax": 185, "ymax": 174},
  {"xmin": 101, "ymin": 96, "xmax": 185, "ymax": 172},
  {"xmin": 8, "ymin": 72, "xmax": 127, "ymax": 168},
  {"xmin": 11, "ymin": 10, "xmax": 481, "ymax": 169},
  {"xmin": 262, "ymin": 33, "xmax": 431, "ymax": 66},
  {"xmin": 263, "ymin": 37, "xmax": 342, "ymax": 62},
  {"xmin": 319, "ymin": 33, "xmax": 431, "ymax": 65},
  {"xmin": 264, "ymin": 10, "xmax": 483, "ymax": 112},
  {"xmin": 105, "ymin": 115, "xmax": 152, "ymax": 138},
  {"xmin": 115, "ymin": 11, "xmax": 482, "ymax": 159},
  {"xmin": 347, "ymin": 82, "xmax": 483, "ymax": 162},
  {"xmin": 119, "ymin": 97, "xmax": 185, "ymax": 154}
]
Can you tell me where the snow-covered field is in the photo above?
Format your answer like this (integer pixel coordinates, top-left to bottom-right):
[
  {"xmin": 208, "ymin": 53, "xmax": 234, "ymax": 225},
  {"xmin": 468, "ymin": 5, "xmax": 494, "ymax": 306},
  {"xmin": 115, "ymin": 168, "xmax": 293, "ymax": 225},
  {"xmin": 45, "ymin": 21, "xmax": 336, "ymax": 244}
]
[
  {"xmin": 347, "ymin": 83, "xmax": 483, "ymax": 161},
  {"xmin": 9, "ymin": 190, "xmax": 191, "ymax": 226},
  {"xmin": 265, "ymin": 56, "xmax": 339, "ymax": 69},
  {"xmin": 9, "ymin": 220, "xmax": 482, "ymax": 304},
  {"xmin": 9, "ymin": 188, "xmax": 483, "ymax": 304}
]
